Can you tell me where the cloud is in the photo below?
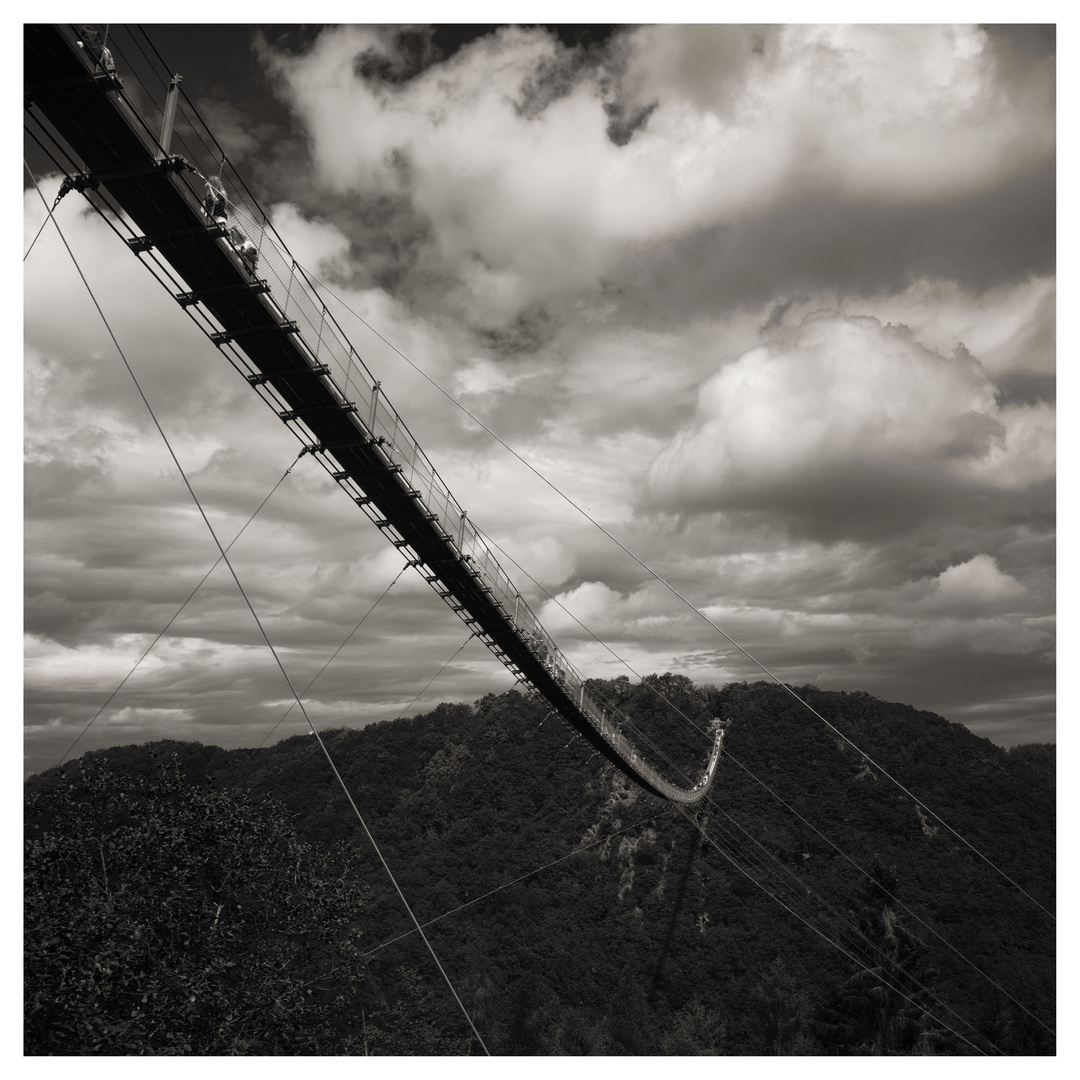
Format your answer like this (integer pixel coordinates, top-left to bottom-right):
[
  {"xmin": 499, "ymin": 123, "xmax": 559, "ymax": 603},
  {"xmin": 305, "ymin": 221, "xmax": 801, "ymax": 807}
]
[
  {"xmin": 539, "ymin": 580, "xmax": 691, "ymax": 643},
  {"xmin": 908, "ymin": 616, "xmax": 1052, "ymax": 657},
  {"xmin": 619, "ymin": 25, "xmax": 773, "ymax": 116},
  {"xmin": 270, "ymin": 202, "xmax": 354, "ymax": 280},
  {"xmin": 643, "ymin": 313, "xmax": 1054, "ymax": 538},
  {"xmin": 258, "ymin": 23, "xmax": 1054, "ymax": 336},
  {"xmin": 762, "ymin": 276, "xmax": 1056, "ymax": 387},
  {"xmin": 22, "ymin": 23, "xmax": 1056, "ymax": 774},
  {"xmin": 620, "ymin": 25, "xmax": 1055, "ymax": 205},
  {"xmin": 23, "ymin": 179, "xmax": 257, "ymax": 434},
  {"xmin": 933, "ymin": 554, "xmax": 1027, "ymax": 603},
  {"xmin": 192, "ymin": 97, "xmax": 277, "ymax": 162}
]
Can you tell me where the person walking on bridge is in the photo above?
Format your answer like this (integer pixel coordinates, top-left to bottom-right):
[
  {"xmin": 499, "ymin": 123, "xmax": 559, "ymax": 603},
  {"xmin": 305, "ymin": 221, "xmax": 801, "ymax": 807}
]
[{"xmin": 203, "ymin": 175, "xmax": 227, "ymax": 225}]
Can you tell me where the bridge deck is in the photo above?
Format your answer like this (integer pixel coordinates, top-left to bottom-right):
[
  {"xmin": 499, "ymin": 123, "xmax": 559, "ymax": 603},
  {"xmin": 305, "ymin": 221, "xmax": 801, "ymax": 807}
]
[{"xmin": 25, "ymin": 23, "xmax": 721, "ymax": 803}]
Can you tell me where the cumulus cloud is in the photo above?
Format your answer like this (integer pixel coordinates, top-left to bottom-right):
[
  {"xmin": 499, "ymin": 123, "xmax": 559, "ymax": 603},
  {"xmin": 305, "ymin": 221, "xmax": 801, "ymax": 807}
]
[
  {"xmin": 757, "ymin": 276, "xmax": 1055, "ymax": 386},
  {"xmin": 643, "ymin": 313, "xmax": 1054, "ymax": 537},
  {"xmin": 616, "ymin": 23, "xmax": 1055, "ymax": 211},
  {"xmin": 258, "ymin": 23, "xmax": 1054, "ymax": 334},
  {"xmin": 539, "ymin": 580, "xmax": 692, "ymax": 643},
  {"xmin": 933, "ymin": 554, "xmax": 1026, "ymax": 602},
  {"xmin": 270, "ymin": 202, "xmax": 354, "ymax": 279}
]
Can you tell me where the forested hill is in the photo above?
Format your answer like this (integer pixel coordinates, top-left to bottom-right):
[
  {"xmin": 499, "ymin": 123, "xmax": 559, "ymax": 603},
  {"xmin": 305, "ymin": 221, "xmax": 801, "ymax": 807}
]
[{"xmin": 25, "ymin": 679, "xmax": 1055, "ymax": 1055}]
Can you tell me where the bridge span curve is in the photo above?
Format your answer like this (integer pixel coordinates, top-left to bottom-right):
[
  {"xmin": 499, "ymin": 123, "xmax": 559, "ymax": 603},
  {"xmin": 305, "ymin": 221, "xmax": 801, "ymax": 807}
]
[{"xmin": 25, "ymin": 23, "xmax": 723, "ymax": 803}]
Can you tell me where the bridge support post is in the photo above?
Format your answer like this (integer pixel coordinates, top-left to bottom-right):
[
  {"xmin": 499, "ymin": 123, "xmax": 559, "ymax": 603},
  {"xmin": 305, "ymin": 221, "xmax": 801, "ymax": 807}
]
[{"xmin": 157, "ymin": 74, "xmax": 181, "ymax": 160}]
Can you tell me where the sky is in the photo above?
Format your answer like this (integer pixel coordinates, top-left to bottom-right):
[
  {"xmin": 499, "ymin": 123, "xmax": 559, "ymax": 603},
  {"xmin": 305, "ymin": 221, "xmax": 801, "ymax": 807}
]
[{"xmin": 22, "ymin": 16, "xmax": 1057, "ymax": 778}]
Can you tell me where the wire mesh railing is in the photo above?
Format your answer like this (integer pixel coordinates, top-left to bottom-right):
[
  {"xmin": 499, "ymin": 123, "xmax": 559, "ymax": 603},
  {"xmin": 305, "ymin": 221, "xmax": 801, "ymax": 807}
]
[{"xmin": 54, "ymin": 23, "xmax": 720, "ymax": 800}]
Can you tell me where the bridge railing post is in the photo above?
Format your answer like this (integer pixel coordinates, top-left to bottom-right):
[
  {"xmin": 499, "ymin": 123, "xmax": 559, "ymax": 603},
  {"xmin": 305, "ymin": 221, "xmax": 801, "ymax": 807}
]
[
  {"xmin": 368, "ymin": 381, "xmax": 381, "ymax": 431},
  {"xmin": 313, "ymin": 306, "xmax": 327, "ymax": 371}
]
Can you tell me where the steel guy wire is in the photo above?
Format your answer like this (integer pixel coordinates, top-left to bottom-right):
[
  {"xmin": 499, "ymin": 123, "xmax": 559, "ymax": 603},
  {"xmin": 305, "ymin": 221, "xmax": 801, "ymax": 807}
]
[
  {"xmin": 32, "ymin": 169, "xmax": 490, "ymax": 1055},
  {"xmin": 302, "ymin": 264, "xmax": 1054, "ymax": 923},
  {"xmin": 257, "ymin": 563, "xmax": 410, "ymax": 748}
]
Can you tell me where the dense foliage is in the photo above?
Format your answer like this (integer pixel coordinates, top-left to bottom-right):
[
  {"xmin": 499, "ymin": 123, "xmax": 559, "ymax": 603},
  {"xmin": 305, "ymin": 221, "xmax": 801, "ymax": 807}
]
[
  {"xmin": 25, "ymin": 755, "xmax": 369, "ymax": 1054},
  {"xmin": 25, "ymin": 680, "xmax": 1055, "ymax": 1055}
]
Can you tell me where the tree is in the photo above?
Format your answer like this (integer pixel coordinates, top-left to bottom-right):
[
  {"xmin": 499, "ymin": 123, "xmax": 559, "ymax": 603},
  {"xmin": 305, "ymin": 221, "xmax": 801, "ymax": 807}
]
[
  {"xmin": 658, "ymin": 996, "xmax": 727, "ymax": 1054},
  {"xmin": 813, "ymin": 855, "xmax": 955, "ymax": 1055},
  {"xmin": 363, "ymin": 967, "xmax": 473, "ymax": 1055},
  {"xmin": 751, "ymin": 958, "xmax": 819, "ymax": 1054},
  {"xmin": 25, "ymin": 755, "xmax": 369, "ymax": 1055}
]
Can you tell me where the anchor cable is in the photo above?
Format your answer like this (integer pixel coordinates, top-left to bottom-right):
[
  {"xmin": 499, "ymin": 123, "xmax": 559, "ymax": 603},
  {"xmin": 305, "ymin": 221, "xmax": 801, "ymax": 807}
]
[{"xmin": 29, "ymin": 166, "xmax": 490, "ymax": 1054}]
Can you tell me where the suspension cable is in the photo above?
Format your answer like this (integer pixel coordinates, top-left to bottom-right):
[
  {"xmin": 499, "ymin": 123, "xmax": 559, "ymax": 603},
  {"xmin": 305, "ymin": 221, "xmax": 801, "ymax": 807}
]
[
  {"xmin": 23, "ymin": 133, "xmax": 78, "ymax": 263},
  {"xmin": 301, "ymin": 265, "xmax": 1055, "ymax": 924},
  {"xmin": 23, "ymin": 209, "xmax": 54, "ymax": 263},
  {"xmin": 397, "ymin": 632, "xmax": 476, "ymax": 720},
  {"xmin": 257, "ymin": 563, "xmax": 409, "ymax": 748},
  {"xmin": 53, "ymin": 451, "xmax": 303, "ymax": 769},
  {"xmin": 29, "ymin": 167, "xmax": 489, "ymax": 1055},
  {"xmin": 471, "ymin": 527, "xmax": 1054, "ymax": 1033},
  {"xmin": 678, "ymin": 807, "xmax": 988, "ymax": 1055}
]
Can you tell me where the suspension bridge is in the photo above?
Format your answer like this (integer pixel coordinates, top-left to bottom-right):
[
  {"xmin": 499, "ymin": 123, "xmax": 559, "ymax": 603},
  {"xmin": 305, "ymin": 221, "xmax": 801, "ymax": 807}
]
[
  {"xmin": 24, "ymin": 23, "xmax": 722, "ymax": 803},
  {"xmin": 24, "ymin": 25, "xmax": 1058, "ymax": 1058}
]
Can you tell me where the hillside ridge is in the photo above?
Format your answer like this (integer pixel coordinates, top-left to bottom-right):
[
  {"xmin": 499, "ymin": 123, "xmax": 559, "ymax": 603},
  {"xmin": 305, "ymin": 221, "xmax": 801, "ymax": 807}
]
[{"xmin": 25, "ymin": 679, "xmax": 1055, "ymax": 1054}]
